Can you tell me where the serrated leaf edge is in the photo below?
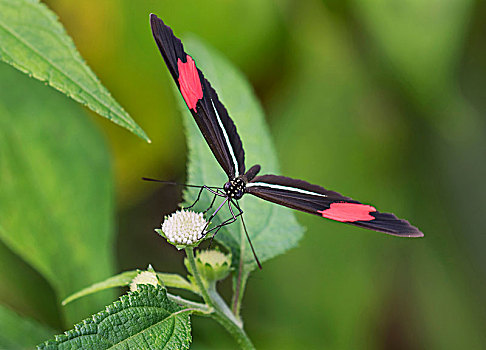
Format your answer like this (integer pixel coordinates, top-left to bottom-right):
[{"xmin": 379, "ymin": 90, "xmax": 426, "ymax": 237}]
[
  {"xmin": 0, "ymin": 0, "xmax": 150, "ymax": 142},
  {"xmin": 38, "ymin": 285, "xmax": 192, "ymax": 349}
]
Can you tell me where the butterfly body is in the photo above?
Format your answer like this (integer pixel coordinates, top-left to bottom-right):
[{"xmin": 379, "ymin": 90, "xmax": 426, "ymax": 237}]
[
  {"xmin": 223, "ymin": 164, "xmax": 262, "ymax": 200},
  {"xmin": 150, "ymin": 14, "xmax": 424, "ymax": 240},
  {"xmin": 223, "ymin": 178, "xmax": 246, "ymax": 200}
]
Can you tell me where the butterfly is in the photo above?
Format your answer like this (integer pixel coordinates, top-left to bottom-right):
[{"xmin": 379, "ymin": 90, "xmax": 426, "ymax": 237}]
[{"xmin": 149, "ymin": 14, "xmax": 423, "ymax": 266}]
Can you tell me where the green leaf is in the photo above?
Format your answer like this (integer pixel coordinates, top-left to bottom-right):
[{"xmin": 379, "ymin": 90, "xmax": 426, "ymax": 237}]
[
  {"xmin": 63, "ymin": 270, "xmax": 197, "ymax": 305},
  {"xmin": 38, "ymin": 285, "xmax": 192, "ymax": 350},
  {"xmin": 0, "ymin": 64, "xmax": 115, "ymax": 324},
  {"xmin": 0, "ymin": 238, "xmax": 63, "ymax": 329},
  {"xmin": 62, "ymin": 271, "xmax": 138, "ymax": 306},
  {"xmin": 0, "ymin": 0, "xmax": 149, "ymax": 142},
  {"xmin": 0, "ymin": 304, "xmax": 55, "ymax": 350},
  {"xmin": 179, "ymin": 37, "xmax": 304, "ymax": 271},
  {"xmin": 156, "ymin": 272, "xmax": 197, "ymax": 294}
]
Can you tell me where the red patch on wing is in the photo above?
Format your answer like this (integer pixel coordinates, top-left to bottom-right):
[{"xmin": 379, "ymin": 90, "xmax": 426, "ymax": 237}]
[
  {"xmin": 177, "ymin": 55, "xmax": 203, "ymax": 112},
  {"xmin": 318, "ymin": 203, "xmax": 376, "ymax": 222}
]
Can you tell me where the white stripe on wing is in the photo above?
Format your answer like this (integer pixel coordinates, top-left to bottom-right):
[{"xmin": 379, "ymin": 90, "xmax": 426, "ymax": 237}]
[
  {"xmin": 211, "ymin": 99, "xmax": 239, "ymax": 177},
  {"xmin": 246, "ymin": 182, "xmax": 328, "ymax": 197}
]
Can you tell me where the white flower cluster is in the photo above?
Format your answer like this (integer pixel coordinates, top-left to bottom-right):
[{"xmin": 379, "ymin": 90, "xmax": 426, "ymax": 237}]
[
  {"xmin": 129, "ymin": 271, "xmax": 159, "ymax": 292},
  {"xmin": 161, "ymin": 209, "xmax": 208, "ymax": 245}
]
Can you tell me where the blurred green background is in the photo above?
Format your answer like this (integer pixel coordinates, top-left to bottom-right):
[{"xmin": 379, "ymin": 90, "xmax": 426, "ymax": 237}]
[{"xmin": 2, "ymin": 0, "xmax": 486, "ymax": 348}]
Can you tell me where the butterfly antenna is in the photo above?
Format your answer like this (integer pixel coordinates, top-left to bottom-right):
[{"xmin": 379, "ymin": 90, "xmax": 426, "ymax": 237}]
[
  {"xmin": 240, "ymin": 210, "xmax": 262, "ymax": 270},
  {"xmin": 142, "ymin": 177, "xmax": 221, "ymax": 189}
]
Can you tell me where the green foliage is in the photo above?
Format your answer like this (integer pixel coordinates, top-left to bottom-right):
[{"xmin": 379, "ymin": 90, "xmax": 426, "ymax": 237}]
[
  {"xmin": 155, "ymin": 272, "xmax": 198, "ymax": 294},
  {"xmin": 0, "ymin": 64, "xmax": 115, "ymax": 324},
  {"xmin": 180, "ymin": 37, "xmax": 305, "ymax": 271},
  {"xmin": 0, "ymin": 0, "xmax": 149, "ymax": 142},
  {"xmin": 59, "ymin": 256, "xmax": 255, "ymax": 349},
  {"xmin": 38, "ymin": 285, "xmax": 192, "ymax": 350},
  {"xmin": 62, "ymin": 271, "xmax": 138, "ymax": 306},
  {"xmin": 0, "ymin": 237, "xmax": 62, "ymax": 329},
  {"xmin": 0, "ymin": 6, "xmax": 267, "ymax": 348},
  {"xmin": 63, "ymin": 270, "xmax": 197, "ymax": 305},
  {"xmin": 1, "ymin": 1, "xmax": 485, "ymax": 349},
  {"xmin": 0, "ymin": 305, "xmax": 55, "ymax": 350}
]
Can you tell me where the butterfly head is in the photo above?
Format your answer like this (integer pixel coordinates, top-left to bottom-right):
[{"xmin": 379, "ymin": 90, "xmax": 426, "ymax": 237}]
[{"xmin": 224, "ymin": 178, "xmax": 245, "ymax": 200}]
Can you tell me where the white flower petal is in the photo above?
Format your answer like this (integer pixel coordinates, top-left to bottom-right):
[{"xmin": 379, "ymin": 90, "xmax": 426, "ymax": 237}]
[{"xmin": 161, "ymin": 209, "xmax": 208, "ymax": 245}]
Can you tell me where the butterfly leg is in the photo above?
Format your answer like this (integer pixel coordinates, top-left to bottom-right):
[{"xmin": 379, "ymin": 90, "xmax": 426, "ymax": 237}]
[
  {"xmin": 183, "ymin": 186, "xmax": 205, "ymax": 210},
  {"xmin": 203, "ymin": 192, "xmax": 219, "ymax": 214},
  {"xmin": 234, "ymin": 200, "xmax": 261, "ymax": 269},
  {"xmin": 206, "ymin": 200, "xmax": 243, "ymax": 247},
  {"xmin": 202, "ymin": 188, "xmax": 227, "ymax": 214},
  {"xmin": 201, "ymin": 197, "xmax": 229, "ymax": 235},
  {"xmin": 185, "ymin": 185, "xmax": 225, "ymax": 211},
  {"xmin": 206, "ymin": 201, "xmax": 243, "ymax": 235}
]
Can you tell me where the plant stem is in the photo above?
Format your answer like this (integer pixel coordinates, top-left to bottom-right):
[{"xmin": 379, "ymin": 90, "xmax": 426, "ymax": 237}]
[
  {"xmin": 212, "ymin": 312, "xmax": 255, "ymax": 350},
  {"xmin": 232, "ymin": 270, "xmax": 249, "ymax": 318},
  {"xmin": 208, "ymin": 284, "xmax": 241, "ymax": 327},
  {"xmin": 185, "ymin": 248, "xmax": 255, "ymax": 350},
  {"xmin": 167, "ymin": 293, "xmax": 212, "ymax": 316},
  {"xmin": 231, "ymin": 219, "xmax": 250, "ymax": 318}
]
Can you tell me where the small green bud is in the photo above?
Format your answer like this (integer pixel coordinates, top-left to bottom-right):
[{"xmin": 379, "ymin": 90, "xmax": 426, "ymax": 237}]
[{"xmin": 188, "ymin": 250, "xmax": 232, "ymax": 284}]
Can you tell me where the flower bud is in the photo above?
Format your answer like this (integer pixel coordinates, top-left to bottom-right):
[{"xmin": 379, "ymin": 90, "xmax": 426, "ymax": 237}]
[
  {"xmin": 129, "ymin": 270, "xmax": 160, "ymax": 292},
  {"xmin": 187, "ymin": 250, "xmax": 232, "ymax": 284}
]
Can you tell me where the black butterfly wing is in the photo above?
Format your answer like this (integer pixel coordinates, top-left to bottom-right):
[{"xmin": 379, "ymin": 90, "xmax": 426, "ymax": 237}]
[
  {"xmin": 246, "ymin": 174, "xmax": 423, "ymax": 237},
  {"xmin": 150, "ymin": 14, "xmax": 245, "ymax": 178}
]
